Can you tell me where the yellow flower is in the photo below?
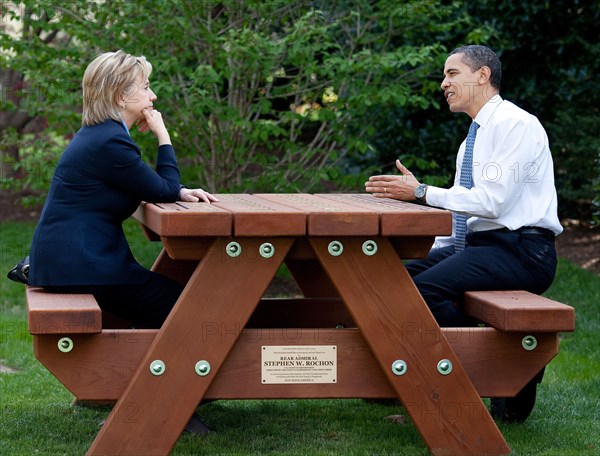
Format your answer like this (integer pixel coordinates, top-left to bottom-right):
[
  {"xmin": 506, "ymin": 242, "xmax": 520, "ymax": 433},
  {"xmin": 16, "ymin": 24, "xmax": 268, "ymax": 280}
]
[
  {"xmin": 322, "ymin": 86, "xmax": 338, "ymax": 104},
  {"xmin": 292, "ymin": 103, "xmax": 312, "ymax": 116}
]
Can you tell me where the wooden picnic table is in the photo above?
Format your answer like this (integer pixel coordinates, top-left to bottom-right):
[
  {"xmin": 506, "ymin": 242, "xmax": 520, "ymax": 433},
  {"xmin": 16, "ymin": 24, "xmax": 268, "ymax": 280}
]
[{"xmin": 87, "ymin": 193, "xmax": 511, "ymax": 455}]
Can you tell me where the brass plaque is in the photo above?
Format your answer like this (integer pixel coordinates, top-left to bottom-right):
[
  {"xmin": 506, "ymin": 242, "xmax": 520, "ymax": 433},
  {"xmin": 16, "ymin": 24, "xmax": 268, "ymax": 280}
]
[{"xmin": 261, "ymin": 345, "xmax": 337, "ymax": 384}]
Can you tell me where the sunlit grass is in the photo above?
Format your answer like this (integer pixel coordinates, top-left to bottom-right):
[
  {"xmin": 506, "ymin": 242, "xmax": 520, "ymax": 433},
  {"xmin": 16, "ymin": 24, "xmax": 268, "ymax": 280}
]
[{"xmin": 1, "ymin": 221, "xmax": 598, "ymax": 455}]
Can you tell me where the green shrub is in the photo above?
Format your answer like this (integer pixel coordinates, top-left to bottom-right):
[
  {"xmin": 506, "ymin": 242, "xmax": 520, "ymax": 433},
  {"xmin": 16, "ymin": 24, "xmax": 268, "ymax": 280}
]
[{"xmin": 1, "ymin": 0, "xmax": 456, "ymax": 199}]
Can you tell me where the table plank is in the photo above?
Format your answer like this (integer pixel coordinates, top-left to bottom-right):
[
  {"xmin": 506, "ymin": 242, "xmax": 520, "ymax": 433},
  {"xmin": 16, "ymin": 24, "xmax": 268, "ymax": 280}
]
[
  {"xmin": 317, "ymin": 193, "xmax": 452, "ymax": 236},
  {"xmin": 256, "ymin": 194, "xmax": 379, "ymax": 236},
  {"xmin": 26, "ymin": 287, "xmax": 101, "ymax": 334},
  {"xmin": 213, "ymin": 194, "xmax": 306, "ymax": 236},
  {"xmin": 133, "ymin": 202, "xmax": 232, "ymax": 236},
  {"xmin": 464, "ymin": 290, "xmax": 576, "ymax": 332},
  {"xmin": 35, "ymin": 327, "xmax": 558, "ymax": 402}
]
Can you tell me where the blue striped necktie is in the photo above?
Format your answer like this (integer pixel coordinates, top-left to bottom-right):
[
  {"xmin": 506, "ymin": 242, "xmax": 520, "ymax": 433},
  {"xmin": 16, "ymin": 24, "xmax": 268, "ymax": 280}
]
[{"xmin": 454, "ymin": 121, "xmax": 479, "ymax": 252}]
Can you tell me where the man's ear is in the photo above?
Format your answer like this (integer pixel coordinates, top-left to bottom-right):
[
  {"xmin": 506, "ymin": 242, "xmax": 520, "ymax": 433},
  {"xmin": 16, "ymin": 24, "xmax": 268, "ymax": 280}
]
[{"xmin": 479, "ymin": 66, "xmax": 492, "ymax": 85}]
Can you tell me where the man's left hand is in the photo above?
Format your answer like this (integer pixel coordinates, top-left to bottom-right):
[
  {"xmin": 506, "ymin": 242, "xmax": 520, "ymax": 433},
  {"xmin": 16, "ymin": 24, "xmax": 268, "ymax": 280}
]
[{"xmin": 365, "ymin": 159, "xmax": 420, "ymax": 200}]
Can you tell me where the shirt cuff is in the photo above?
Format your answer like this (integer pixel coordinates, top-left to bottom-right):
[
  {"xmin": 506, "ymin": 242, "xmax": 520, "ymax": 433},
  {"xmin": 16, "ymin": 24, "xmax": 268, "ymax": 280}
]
[{"xmin": 424, "ymin": 186, "xmax": 446, "ymax": 208}]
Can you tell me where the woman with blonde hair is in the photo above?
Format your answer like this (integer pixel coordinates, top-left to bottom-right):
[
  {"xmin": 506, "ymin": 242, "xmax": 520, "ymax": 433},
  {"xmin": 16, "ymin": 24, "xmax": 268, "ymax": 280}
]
[{"xmin": 27, "ymin": 50, "xmax": 217, "ymax": 330}]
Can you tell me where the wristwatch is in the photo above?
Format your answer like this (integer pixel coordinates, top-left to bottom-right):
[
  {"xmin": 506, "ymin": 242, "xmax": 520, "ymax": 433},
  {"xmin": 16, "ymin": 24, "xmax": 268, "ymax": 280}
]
[{"xmin": 414, "ymin": 183, "xmax": 428, "ymax": 202}]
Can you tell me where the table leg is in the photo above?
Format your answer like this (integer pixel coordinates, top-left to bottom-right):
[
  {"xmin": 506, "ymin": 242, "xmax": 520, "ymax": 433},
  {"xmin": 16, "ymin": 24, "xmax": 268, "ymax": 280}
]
[
  {"xmin": 87, "ymin": 237, "xmax": 294, "ymax": 455},
  {"xmin": 150, "ymin": 248, "xmax": 198, "ymax": 285},
  {"xmin": 310, "ymin": 237, "xmax": 511, "ymax": 456}
]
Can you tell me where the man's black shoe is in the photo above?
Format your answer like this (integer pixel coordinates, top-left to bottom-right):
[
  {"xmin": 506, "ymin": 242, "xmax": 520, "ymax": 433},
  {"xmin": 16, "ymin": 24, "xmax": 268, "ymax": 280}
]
[{"xmin": 491, "ymin": 368, "xmax": 545, "ymax": 423}]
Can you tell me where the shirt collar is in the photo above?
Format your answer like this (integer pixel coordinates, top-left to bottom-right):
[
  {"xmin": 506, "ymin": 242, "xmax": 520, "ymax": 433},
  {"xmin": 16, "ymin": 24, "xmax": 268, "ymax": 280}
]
[
  {"xmin": 474, "ymin": 94, "xmax": 503, "ymax": 129},
  {"xmin": 120, "ymin": 115, "xmax": 131, "ymax": 136}
]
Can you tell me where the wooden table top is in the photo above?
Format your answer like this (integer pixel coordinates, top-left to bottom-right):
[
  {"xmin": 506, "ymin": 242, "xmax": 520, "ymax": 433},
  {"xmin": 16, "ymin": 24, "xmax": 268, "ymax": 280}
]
[{"xmin": 134, "ymin": 193, "xmax": 451, "ymax": 237}]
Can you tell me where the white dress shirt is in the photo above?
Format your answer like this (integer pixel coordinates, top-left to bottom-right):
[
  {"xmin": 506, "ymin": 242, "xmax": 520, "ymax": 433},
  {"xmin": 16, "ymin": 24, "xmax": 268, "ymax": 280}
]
[{"xmin": 426, "ymin": 95, "xmax": 563, "ymax": 248}]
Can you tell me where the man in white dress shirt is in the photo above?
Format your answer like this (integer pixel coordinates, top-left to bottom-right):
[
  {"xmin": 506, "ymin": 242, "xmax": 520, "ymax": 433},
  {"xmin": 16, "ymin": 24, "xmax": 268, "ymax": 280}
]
[
  {"xmin": 365, "ymin": 45, "xmax": 562, "ymax": 327},
  {"xmin": 365, "ymin": 44, "xmax": 561, "ymax": 423}
]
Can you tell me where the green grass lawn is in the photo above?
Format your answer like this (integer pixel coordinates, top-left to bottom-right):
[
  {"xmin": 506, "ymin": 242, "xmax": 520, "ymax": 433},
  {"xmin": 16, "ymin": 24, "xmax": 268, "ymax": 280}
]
[{"xmin": 1, "ymin": 220, "xmax": 599, "ymax": 455}]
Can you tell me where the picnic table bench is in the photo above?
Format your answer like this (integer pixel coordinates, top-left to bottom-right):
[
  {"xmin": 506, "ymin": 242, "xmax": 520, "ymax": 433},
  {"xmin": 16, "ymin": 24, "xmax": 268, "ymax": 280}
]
[{"xmin": 25, "ymin": 194, "xmax": 575, "ymax": 455}]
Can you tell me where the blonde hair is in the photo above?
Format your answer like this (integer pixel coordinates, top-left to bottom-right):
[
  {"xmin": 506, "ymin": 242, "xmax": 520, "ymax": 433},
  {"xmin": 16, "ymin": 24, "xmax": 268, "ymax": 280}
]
[{"xmin": 82, "ymin": 50, "xmax": 152, "ymax": 126}]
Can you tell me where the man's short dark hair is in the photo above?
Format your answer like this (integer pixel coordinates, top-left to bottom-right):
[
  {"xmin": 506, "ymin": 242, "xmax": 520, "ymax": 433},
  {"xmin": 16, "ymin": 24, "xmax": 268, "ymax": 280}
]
[{"xmin": 449, "ymin": 45, "xmax": 502, "ymax": 91}]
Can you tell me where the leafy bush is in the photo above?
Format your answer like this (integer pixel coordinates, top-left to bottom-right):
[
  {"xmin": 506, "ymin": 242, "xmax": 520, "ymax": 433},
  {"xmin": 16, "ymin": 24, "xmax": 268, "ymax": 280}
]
[
  {"xmin": 1, "ymin": 0, "xmax": 456, "ymax": 200},
  {"xmin": 0, "ymin": 128, "xmax": 64, "ymax": 206},
  {"xmin": 2, "ymin": 1, "xmax": 598, "ymax": 222}
]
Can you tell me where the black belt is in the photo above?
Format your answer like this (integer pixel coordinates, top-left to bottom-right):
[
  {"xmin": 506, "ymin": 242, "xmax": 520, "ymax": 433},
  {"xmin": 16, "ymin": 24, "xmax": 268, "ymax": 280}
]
[{"xmin": 495, "ymin": 227, "xmax": 555, "ymax": 241}]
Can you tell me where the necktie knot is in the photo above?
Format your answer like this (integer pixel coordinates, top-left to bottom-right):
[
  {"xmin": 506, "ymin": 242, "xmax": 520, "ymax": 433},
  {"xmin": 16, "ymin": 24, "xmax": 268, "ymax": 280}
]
[{"xmin": 469, "ymin": 121, "xmax": 480, "ymax": 136}]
